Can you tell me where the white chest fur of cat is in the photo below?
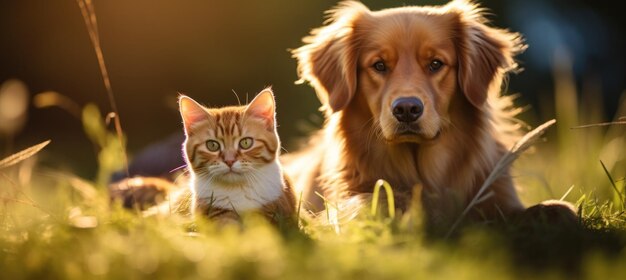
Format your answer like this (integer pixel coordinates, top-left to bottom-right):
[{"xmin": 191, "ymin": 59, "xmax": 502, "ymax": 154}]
[{"xmin": 190, "ymin": 159, "xmax": 285, "ymax": 212}]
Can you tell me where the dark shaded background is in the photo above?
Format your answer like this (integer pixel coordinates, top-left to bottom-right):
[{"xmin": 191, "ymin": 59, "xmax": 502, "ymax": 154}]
[{"xmin": 1, "ymin": 0, "xmax": 624, "ymax": 179}]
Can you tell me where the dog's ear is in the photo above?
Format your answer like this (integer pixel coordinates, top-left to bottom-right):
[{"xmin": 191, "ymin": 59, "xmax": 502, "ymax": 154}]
[
  {"xmin": 448, "ymin": 0, "xmax": 526, "ymax": 108},
  {"xmin": 292, "ymin": 1, "xmax": 369, "ymax": 113}
]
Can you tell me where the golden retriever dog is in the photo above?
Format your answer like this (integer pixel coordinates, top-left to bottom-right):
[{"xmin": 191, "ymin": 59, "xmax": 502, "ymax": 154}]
[{"xmin": 285, "ymin": 0, "xmax": 560, "ymax": 228}]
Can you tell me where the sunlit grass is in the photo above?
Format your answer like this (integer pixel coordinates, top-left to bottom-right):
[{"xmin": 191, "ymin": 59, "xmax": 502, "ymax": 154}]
[
  {"xmin": 514, "ymin": 55, "xmax": 626, "ymax": 221},
  {"xmin": 1, "ymin": 64, "xmax": 625, "ymax": 279},
  {"xmin": 1, "ymin": 162, "xmax": 625, "ymax": 279}
]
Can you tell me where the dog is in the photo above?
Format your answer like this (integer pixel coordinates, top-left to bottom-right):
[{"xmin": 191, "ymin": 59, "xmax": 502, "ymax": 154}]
[{"xmin": 284, "ymin": 0, "xmax": 543, "ymax": 229}]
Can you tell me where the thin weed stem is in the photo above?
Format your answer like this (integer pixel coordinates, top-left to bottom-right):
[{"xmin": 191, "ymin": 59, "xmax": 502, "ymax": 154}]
[
  {"xmin": 570, "ymin": 121, "xmax": 626, "ymax": 129},
  {"xmin": 445, "ymin": 119, "xmax": 556, "ymax": 239},
  {"xmin": 296, "ymin": 191, "xmax": 303, "ymax": 226},
  {"xmin": 76, "ymin": 0, "xmax": 129, "ymax": 177},
  {"xmin": 600, "ymin": 160, "xmax": 624, "ymax": 210},
  {"xmin": 371, "ymin": 179, "xmax": 395, "ymax": 219}
]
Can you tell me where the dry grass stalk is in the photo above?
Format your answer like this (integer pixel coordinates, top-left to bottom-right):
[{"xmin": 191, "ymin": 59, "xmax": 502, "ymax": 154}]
[
  {"xmin": 76, "ymin": 0, "xmax": 129, "ymax": 177},
  {"xmin": 445, "ymin": 119, "xmax": 557, "ymax": 238},
  {"xmin": 0, "ymin": 140, "xmax": 51, "ymax": 170},
  {"xmin": 571, "ymin": 120, "xmax": 626, "ymax": 129}
]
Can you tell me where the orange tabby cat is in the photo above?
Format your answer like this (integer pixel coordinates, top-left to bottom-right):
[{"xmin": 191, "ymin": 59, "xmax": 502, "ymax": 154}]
[
  {"xmin": 109, "ymin": 88, "xmax": 296, "ymax": 226},
  {"xmin": 178, "ymin": 88, "xmax": 296, "ymax": 224}
]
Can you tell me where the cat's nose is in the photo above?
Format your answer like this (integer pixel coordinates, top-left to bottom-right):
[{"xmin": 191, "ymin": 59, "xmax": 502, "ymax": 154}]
[{"xmin": 223, "ymin": 153, "xmax": 236, "ymax": 167}]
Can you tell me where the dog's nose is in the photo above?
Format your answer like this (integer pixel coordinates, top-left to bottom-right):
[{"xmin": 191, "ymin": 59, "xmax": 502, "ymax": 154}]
[{"xmin": 392, "ymin": 97, "xmax": 423, "ymax": 123}]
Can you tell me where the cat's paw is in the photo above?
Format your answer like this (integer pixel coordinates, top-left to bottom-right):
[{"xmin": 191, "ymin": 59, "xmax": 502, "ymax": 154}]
[{"xmin": 108, "ymin": 177, "xmax": 175, "ymax": 210}]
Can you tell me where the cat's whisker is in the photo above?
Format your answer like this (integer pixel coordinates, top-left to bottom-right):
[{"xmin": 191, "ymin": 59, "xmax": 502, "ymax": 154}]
[
  {"xmin": 169, "ymin": 164, "xmax": 187, "ymax": 174},
  {"xmin": 231, "ymin": 89, "xmax": 242, "ymax": 106}
]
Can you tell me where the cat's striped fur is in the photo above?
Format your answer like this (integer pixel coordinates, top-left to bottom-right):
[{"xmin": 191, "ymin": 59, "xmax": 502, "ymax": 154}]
[{"xmin": 179, "ymin": 88, "xmax": 296, "ymax": 224}]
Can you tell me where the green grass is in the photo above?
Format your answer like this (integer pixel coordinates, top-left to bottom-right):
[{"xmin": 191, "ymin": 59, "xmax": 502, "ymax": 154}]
[
  {"xmin": 1, "ymin": 165, "xmax": 626, "ymax": 280},
  {"xmin": 1, "ymin": 77, "xmax": 626, "ymax": 279}
]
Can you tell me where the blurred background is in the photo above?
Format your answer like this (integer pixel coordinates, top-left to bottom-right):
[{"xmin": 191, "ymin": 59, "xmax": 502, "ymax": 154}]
[{"xmin": 0, "ymin": 0, "xmax": 624, "ymax": 186}]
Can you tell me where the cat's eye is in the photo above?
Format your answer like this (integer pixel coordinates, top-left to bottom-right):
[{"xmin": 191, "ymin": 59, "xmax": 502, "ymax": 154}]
[
  {"xmin": 239, "ymin": 137, "xmax": 254, "ymax": 149},
  {"xmin": 205, "ymin": 140, "xmax": 220, "ymax": 152},
  {"xmin": 428, "ymin": 59, "xmax": 444, "ymax": 73}
]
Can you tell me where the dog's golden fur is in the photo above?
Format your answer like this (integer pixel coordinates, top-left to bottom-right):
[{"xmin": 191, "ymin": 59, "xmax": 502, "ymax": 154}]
[{"xmin": 285, "ymin": 0, "xmax": 530, "ymax": 227}]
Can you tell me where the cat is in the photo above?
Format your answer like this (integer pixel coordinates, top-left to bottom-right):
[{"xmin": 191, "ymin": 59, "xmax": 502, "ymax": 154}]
[
  {"xmin": 178, "ymin": 88, "xmax": 296, "ymax": 225},
  {"xmin": 109, "ymin": 88, "xmax": 297, "ymax": 226}
]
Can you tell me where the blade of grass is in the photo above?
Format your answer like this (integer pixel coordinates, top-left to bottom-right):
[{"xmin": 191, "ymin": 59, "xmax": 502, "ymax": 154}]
[
  {"xmin": 445, "ymin": 119, "xmax": 556, "ymax": 238},
  {"xmin": 600, "ymin": 160, "xmax": 624, "ymax": 209},
  {"xmin": 296, "ymin": 191, "xmax": 303, "ymax": 226},
  {"xmin": 76, "ymin": 0, "xmax": 129, "ymax": 177},
  {"xmin": 314, "ymin": 191, "xmax": 330, "ymax": 224},
  {"xmin": 371, "ymin": 179, "xmax": 396, "ymax": 219},
  {"xmin": 0, "ymin": 140, "xmax": 51, "ymax": 170},
  {"xmin": 371, "ymin": 181, "xmax": 381, "ymax": 217},
  {"xmin": 559, "ymin": 185, "xmax": 575, "ymax": 201},
  {"xmin": 574, "ymin": 193, "xmax": 587, "ymax": 209},
  {"xmin": 570, "ymin": 120, "xmax": 626, "ymax": 129},
  {"xmin": 578, "ymin": 200, "xmax": 584, "ymax": 223},
  {"xmin": 314, "ymin": 191, "xmax": 341, "ymax": 233}
]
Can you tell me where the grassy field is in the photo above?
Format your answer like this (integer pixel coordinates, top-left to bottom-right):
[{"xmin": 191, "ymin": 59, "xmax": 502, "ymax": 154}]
[
  {"xmin": 1, "ymin": 67, "xmax": 625, "ymax": 280},
  {"xmin": 1, "ymin": 3, "xmax": 625, "ymax": 277}
]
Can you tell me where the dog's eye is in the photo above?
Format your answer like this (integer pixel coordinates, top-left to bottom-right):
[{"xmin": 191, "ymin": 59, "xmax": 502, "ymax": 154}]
[
  {"xmin": 373, "ymin": 61, "xmax": 387, "ymax": 72},
  {"xmin": 428, "ymin": 59, "xmax": 444, "ymax": 72}
]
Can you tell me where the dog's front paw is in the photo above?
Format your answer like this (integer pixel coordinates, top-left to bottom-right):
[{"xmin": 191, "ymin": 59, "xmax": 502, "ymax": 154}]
[{"xmin": 517, "ymin": 200, "xmax": 579, "ymax": 228}]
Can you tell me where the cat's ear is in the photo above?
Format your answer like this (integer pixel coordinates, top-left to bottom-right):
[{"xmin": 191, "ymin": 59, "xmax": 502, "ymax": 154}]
[
  {"xmin": 179, "ymin": 95, "xmax": 207, "ymax": 133},
  {"xmin": 245, "ymin": 88, "xmax": 276, "ymax": 129}
]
